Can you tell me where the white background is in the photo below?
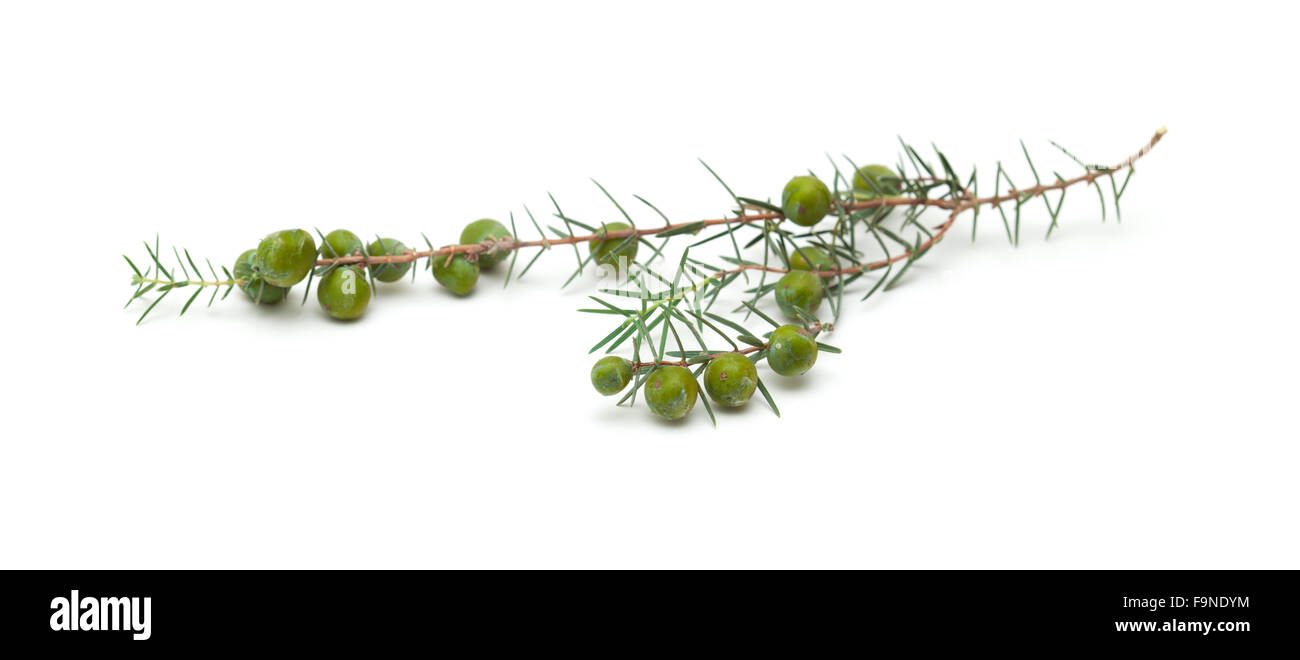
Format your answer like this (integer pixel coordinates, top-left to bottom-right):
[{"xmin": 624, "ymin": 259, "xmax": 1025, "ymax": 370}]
[{"xmin": 1, "ymin": 1, "xmax": 1296, "ymax": 568}]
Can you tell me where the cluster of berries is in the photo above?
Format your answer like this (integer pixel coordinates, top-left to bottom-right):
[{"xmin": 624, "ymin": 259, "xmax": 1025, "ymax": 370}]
[
  {"xmin": 586, "ymin": 163, "xmax": 897, "ymax": 420},
  {"xmin": 232, "ymin": 220, "xmax": 496, "ymax": 319},
  {"xmin": 773, "ymin": 164, "xmax": 901, "ymax": 319},
  {"xmin": 590, "ymin": 324, "xmax": 819, "ymax": 421},
  {"xmin": 236, "ymin": 217, "xmax": 648, "ymax": 321}
]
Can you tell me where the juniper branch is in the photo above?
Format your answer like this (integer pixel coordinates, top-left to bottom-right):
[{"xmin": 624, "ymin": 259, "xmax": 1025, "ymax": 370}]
[{"xmin": 305, "ymin": 129, "xmax": 1165, "ymax": 279}]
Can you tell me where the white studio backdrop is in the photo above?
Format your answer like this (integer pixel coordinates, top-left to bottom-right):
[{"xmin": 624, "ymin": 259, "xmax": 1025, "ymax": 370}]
[{"xmin": 1, "ymin": 1, "xmax": 1296, "ymax": 568}]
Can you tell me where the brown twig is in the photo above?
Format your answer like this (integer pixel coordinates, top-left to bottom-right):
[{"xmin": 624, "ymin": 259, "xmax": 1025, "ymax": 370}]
[
  {"xmin": 701, "ymin": 127, "xmax": 1167, "ymax": 281},
  {"xmin": 631, "ymin": 322, "xmax": 825, "ymax": 368},
  {"xmin": 314, "ymin": 129, "xmax": 1167, "ymax": 281},
  {"xmin": 631, "ymin": 345, "xmax": 763, "ymax": 369}
]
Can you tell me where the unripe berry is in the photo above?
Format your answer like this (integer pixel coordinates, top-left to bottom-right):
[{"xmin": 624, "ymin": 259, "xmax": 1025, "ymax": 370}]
[
  {"xmin": 781, "ymin": 175, "xmax": 832, "ymax": 227},
  {"xmin": 319, "ymin": 229, "xmax": 363, "ymax": 259},
  {"xmin": 432, "ymin": 253, "xmax": 479, "ymax": 296},
  {"xmin": 774, "ymin": 270, "xmax": 824, "ymax": 319},
  {"xmin": 590, "ymin": 356, "xmax": 634, "ymax": 396},
  {"xmin": 589, "ymin": 222, "xmax": 639, "ymax": 269},
  {"xmin": 233, "ymin": 249, "xmax": 288, "ymax": 304},
  {"xmin": 366, "ymin": 238, "xmax": 412, "ymax": 283},
  {"xmin": 255, "ymin": 229, "xmax": 316, "ymax": 287},
  {"xmin": 703, "ymin": 353, "xmax": 758, "ymax": 407},
  {"xmin": 852, "ymin": 164, "xmax": 902, "ymax": 197},
  {"xmin": 460, "ymin": 219, "xmax": 512, "ymax": 268},
  {"xmin": 316, "ymin": 266, "xmax": 371, "ymax": 320},
  {"xmin": 854, "ymin": 163, "xmax": 902, "ymax": 217},
  {"xmin": 788, "ymin": 245, "xmax": 837, "ymax": 280},
  {"xmin": 767, "ymin": 325, "xmax": 818, "ymax": 376},
  {"xmin": 644, "ymin": 366, "xmax": 699, "ymax": 420}
]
